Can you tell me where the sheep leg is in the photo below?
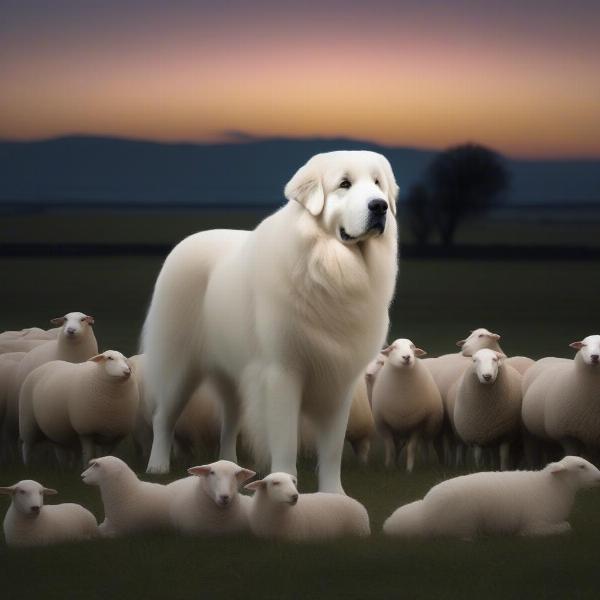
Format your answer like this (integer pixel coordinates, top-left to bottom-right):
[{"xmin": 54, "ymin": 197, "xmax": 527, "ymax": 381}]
[
  {"xmin": 561, "ymin": 438, "xmax": 583, "ymax": 458},
  {"xmin": 80, "ymin": 436, "xmax": 96, "ymax": 468},
  {"xmin": 406, "ymin": 431, "xmax": 420, "ymax": 473},
  {"xmin": 432, "ymin": 436, "xmax": 445, "ymax": 466},
  {"xmin": 455, "ymin": 442, "xmax": 466, "ymax": 468},
  {"xmin": 351, "ymin": 437, "xmax": 370, "ymax": 466},
  {"xmin": 473, "ymin": 445, "xmax": 483, "ymax": 469},
  {"xmin": 381, "ymin": 429, "xmax": 396, "ymax": 469},
  {"xmin": 54, "ymin": 446, "xmax": 72, "ymax": 469},
  {"xmin": 499, "ymin": 442, "xmax": 511, "ymax": 471},
  {"xmin": 314, "ymin": 394, "xmax": 353, "ymax": 494},
  {"xmin": 520, "ymin": 521, "xmax": 572, "ymax": 537}
]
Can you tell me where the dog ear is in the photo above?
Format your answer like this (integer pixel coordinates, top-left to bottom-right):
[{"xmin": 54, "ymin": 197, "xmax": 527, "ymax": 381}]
[
  {"xmin": 284, "ymin": 162, "xmax": 325, "ymax": 217},
  {"xmin": 380, "ymin": 156, "xmax": 399, "ymax": 216}
]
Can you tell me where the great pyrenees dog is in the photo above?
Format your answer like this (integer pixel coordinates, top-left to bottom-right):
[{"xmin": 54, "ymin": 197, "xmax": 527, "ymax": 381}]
[{"xmin": 141, "ymin": 150, "xmax": 399, "ymax": 492}]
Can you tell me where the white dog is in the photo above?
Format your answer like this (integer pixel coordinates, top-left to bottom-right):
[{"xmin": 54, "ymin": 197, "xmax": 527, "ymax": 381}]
[{"xmin": 141, "ymin": 150, "xmax": 399, "ymax": 492}]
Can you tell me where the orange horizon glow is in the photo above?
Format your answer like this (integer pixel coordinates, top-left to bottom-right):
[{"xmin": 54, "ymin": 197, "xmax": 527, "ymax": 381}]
[{"xmin": 2, "ymin": 1, "xmax": 600, "ymax": 159}]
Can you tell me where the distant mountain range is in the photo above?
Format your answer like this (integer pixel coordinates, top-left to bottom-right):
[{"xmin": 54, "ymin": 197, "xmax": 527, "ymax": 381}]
[{"xmin": 0, "ymin": 136, "xmax": 599, "ymax": 209}]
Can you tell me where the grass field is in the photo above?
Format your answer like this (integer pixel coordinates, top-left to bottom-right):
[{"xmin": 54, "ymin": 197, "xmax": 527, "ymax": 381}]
[{"xmin": 1, "ymin": 209, "xmax": 600, "ymax": 598}]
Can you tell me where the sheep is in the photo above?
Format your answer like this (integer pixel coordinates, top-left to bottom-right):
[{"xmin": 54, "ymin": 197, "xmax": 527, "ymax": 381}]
[
  {"xmin": 6, "ymin": 312, "xmax": 98, "ymax": 449},
  {"xmin": 0, "ymin": 479, "xmax": 97, "ymax": 547},
  {"xmin": 383, "ymin": 455, "xmax": 600, "ymax": 539},
  {"xmin": 522, "ymin": 335, "xmax": 600, "ymax": 458},
  {"xmin": 245, "ymin": 472, "xmax": 370, "ymax": 542},
  {"xmin": 0, "ymin": 327, "xmax": 59, "ymax": 341},
  {"xmin": 371, "ymin": 339, "xmax": 443, "ymax": 471},
  {"xmin": 0, "ymin": 338, "xmax": 51, "ymax": 355},
  {"xmin": 19, "ymin": 350, "xmax": 138, "ymax": 467},
  {"xmin": 168, "ymin": 460, "xmax": 255, "ymax": 536},
  {"xmin": 450, "ymin": 349, "xmax": 522, "ymax": 470},
  {"xmin": 81, "ymin": 455, "xmax": 173, "ymax": 537}
]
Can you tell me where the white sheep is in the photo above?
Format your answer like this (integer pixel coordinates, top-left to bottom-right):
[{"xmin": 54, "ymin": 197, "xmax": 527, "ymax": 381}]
[
  {"xmin": 383, "ymin": 455, "xmax": 600, "ymax": 539},
  {"xmin": 372, "ymin": 339, "xmax": 443, "ymax": 471},
  {"xmin": 0, "ymin": 338, "xmax": 51, "ymax": 355},
  {"xmin": 245, "ymin": 472, "xmax": 370, "ymax": 542},
  {"xmin": 168, "ymin": 460, "xmax": 255, "ymax": 536},
  {"xmin": 522, "ymin": 335, "xmax": 600, "ymax": 457},
  {"xmin": 0, "ymin": 479, "xmax": 98, "ymax": 547},
  {"xmin": 450, "ymin": 349, "xmax": 522, "ymax": 470},
  {"xmin": 81, "ymin": 455, "xmax": 173, "ymax": 537},
  {"xmin": 19, "ymin": 350, "xmax": 138, "ymax": 467},
  {"xmin": 0, "ymin": 327, "xmax": 59, "ymax": 341},
  {"xmin": 7, "ymin": 312, "xmax": 98, "ymax": 447}
]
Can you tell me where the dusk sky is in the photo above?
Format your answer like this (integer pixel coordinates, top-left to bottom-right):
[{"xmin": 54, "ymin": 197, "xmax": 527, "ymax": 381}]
[{"xmin": 1, "ymin": 0, "xmax": 600, "ymax": 158}]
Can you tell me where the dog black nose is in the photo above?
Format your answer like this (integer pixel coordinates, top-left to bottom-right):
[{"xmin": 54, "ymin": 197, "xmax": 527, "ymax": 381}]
[{"xmin": 368, "ymin": 199, "xmax": 388, "ymax": 215}]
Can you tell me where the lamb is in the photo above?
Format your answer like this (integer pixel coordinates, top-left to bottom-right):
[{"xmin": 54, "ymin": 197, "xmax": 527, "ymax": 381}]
[
  {"xmin": 0, "ymin": 479, "xmax": 97, "ymax": 547},
  {"xmin": 522, "ymin": 335, "xmax": 600, "ymax": 457},
  {"xmin": 383, "ymin": 455, "xmax": 600, "ymax": 539},
  {"xmin": 81, "ymin": 455, "xmax": 173, "ymax": 537},
  {"xmin": 168, "ymin": 460, "xmax": 255, "ymax": 536},
  {"xmin": 19, "ymin": 350, "xmax": 138, "ymax": 467},
  {"xmin": 245, "ymin": 472, "xmax": 370, "ymax": 542},
  {"xmin": 371, "ymin": 339, "xmax": 443, "ymax": 471},
  {"xmin": 450, "ymin": 349, "xmax": 522, "ymax": 470}
]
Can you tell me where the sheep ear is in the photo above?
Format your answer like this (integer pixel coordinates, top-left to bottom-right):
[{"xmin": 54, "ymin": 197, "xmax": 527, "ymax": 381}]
[
  {"xmin": 50, "ymin": 316, "xmax": 66, "ymax": 326},
  {"xmin": 414, "ymin": 347, "xmax": 427, "ymax": 357},
  {"xmin": 456, "ymin": 339, "xmax": 466, "ymax": 348},
  {"xmin": 235, "ymin": 468, "xmax": 256, "ymax": 483},
  {"xmin": 548, "ymin": 462, "xmax": 566, "ymax": 475},
  {"xmin": 88, "ymin": 354, "xmax": 106, "ymax": 363},
  {"xmin": 42, "ymin": 488, "xmax": 58, "ymax": 496},
  {"xmin": 0, "ymin": 486, "xmax": 16, "ymax": 495},
  {"xmin": 84, "ymin": 315, "xmax": 95, "ymax": 325},
  {"xmin": 489, "ymin": 333, "xmax": 501, "ymax": 340},
  {"xmin": 495, "ymin": 352, "xmax": 507, "ymax": 360},
  {"xmin": 188, "ymin": 465, "xmax": 212, "ymax": 477},
  {"xmin": 284, "ymin": 163, "xmax": 325, "ymax": 217},
  {"xmin": 244, "ymin": 480, "xmax": 266, "ymax": 492},
  {"xmin": 380, "ymin": 344, "xmax": 394, "ymax": 356},
  {"xmin": 569, "ymin": 341, "xmax": 585, "ymax": 350}
]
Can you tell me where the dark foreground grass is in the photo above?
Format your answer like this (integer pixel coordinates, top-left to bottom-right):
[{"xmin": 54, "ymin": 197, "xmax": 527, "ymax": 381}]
[
  {"xmin": 1, "ymin": 211, "xmax": 600, "ymax": 597},
  {"xmin": 1, "ymin": 457, "xmax": 600, "ymax": 600}
]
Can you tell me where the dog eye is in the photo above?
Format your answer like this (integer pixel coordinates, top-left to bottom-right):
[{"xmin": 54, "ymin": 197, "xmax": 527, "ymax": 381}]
[{"xmin": 339, "ymin": 179, "xmax": 351, "ymax": 189}]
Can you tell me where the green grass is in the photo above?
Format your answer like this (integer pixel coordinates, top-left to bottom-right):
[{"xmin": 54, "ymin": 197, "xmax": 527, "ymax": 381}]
[{"xmin": 1, "ymin": 210, "xmax": 600, "ymax": 598}]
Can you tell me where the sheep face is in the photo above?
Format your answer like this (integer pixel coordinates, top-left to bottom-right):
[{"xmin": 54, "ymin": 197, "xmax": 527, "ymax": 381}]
[
  {"xmin": 548, "ymin": 456, "xmax": 600, "ymax": 488},
  {"xmin": 472, "ymin": 349, "xmax": 506, "ymax": 384},
  {"xmin": 81, "ymin": 456, "xmax": 128, "ymax": 485},
  {"xmin": 51, "ymin": 311, "xmax": 95, "ymax": 340},
  {"xmin": 245, "ymin": 473, "xmax": 299, "ymax": 506},
  {"xmin": 188, "ymin": 460, "xmax": 255, "ymax": 508},
  {"xmin": 0, "ymin": 480, "xmax": 57, "ymax": 517},
  {"xmin": 570, "ymin": 335, "xmax": 600, "ymax": 366},
  {"xmin": 381, "ymin": 338, "xmax": 426, "ymax": 369},
  {"xmin": 457, "ymin": 328, "xmax": 501, "ymax": 357},
  {"xmin": 88, "ymin": 351, "xmax": 132, "ymax": 378}
]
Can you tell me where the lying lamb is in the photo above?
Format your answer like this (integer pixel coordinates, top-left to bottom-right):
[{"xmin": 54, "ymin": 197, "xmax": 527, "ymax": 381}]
[
  {"xmin": 169, "ymin": 460, "xmax": 255, "ymax": 536},
  {"xmin": 81, "ymin": 456, "xmax": 173, "ymax": 537},
  {"xmin": 383, "ymin": 456, "xmax": 600, "ymax": 540},
  {"xmin": 1, "ymin": 480, "xmax": 97, "ymax": 547},
  {"xmin": 245, "ymin": 472, "xmax": 370, "ymax": 542}
]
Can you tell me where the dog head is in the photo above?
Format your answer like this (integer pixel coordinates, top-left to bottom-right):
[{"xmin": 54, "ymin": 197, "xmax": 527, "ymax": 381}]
[{"xmin": 284, "ymin": 150, "xmax": 399, "ymax": 245}]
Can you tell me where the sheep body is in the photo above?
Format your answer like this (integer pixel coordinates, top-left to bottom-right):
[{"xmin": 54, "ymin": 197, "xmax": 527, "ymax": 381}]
[
  {"xmin": 19, "ymin": 351, "xmax": 138, "ymax": 465},
  {"xmin": 451, "ymin": 349, "xmax": 522, "ymax": 469},
  {"xmin": 81, "ymin": 456, "xmax": 172, "ymax": 536},
  {"xmin": 383, "ymin": 456, "xmax": 600, "ymax": 539},
  {"xmin": 1, "ymin": 480, "xmax": 97, "ymax": 547},
  {"xmin": 247, "ymin": 473, "xmax": 370, "ymax": 541},
  {"xmin": 372, "ymin": 339, "xmax": 443, "ymax": 470}
]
